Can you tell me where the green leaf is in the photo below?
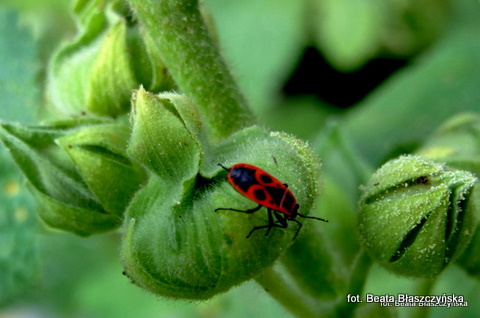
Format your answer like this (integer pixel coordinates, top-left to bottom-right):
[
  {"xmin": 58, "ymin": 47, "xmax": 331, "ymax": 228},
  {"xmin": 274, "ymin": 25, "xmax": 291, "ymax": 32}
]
[
  {"xmin": 57, "ymin": 122, "xmax": 147, "ymax": 216},
  {"xmin": 310, "ymin": 0, "xmax": 383, "ymax": 71},
  {"xmin": 344, "ymin": 26, "xmax": 480, "ymax": 165},
  {"xmin": 0, "ymin": 118, "xmax": 135, "ymax": 236}
]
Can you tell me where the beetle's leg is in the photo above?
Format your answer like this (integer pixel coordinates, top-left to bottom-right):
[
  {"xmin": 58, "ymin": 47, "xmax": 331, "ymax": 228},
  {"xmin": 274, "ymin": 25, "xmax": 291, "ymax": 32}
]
[
  {"xmin": 264, "ymin": 209, "xmax": 276, "ymax": 236},
  {"xmin": 290, "ymin": 218, "xmax": 303, "ymax": 241},
  {"xmin": 272, "ymin": 211, "xmax": 288, "ymax": 227},
  {"xmin": 215, "ymin": 204, "xmax": 262, "ymax": 214},
  {"xmin": 246, "ymin": 209, "xmax": 273, "ymax": 238},
  {"xmin": 246, "ymin": 210, "xmax": 288, "ymax": 238}
]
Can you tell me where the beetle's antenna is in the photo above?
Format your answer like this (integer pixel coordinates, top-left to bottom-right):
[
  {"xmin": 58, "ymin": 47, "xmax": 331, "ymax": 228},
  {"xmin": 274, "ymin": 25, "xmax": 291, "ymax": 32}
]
[
  {"xmin": 297, "ymin": 213, "xmax": 328, "ymax": 222},
  {"xmin": 218, "ymin": 163, "xmax": 229, "ymax": 171}
]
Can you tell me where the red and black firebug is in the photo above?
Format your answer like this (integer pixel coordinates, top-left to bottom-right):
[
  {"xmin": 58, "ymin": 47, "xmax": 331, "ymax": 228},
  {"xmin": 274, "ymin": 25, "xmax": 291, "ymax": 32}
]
[{"xmin": 215, "ymin": 163, "xmax": 328, "ymax": 240}]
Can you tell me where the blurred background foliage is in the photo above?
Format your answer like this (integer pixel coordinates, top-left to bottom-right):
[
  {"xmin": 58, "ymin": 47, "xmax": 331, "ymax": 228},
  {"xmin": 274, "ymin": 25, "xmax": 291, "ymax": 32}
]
[{"xmin": 1, "ymin": 0, "xmax": 480, "ymax": 317}]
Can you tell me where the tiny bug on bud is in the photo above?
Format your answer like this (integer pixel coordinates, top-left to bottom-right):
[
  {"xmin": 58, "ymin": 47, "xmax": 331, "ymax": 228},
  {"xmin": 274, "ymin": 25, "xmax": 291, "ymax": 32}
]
[{"xmin": 215, "ymin": 163, "xmax": 328, "ymax": 240}]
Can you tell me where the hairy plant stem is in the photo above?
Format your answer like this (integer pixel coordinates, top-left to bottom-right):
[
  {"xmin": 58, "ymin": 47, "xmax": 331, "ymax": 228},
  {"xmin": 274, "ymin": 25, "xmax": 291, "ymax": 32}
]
[
  {"xmin": 412, "ymin": 278, "xmax": 435, "ymax": 318},
  {"xmin": 318, "ymin": 121, "xmax": 373, "ymax": 185},
  {"xmin": 127, "ymin": 0, "xmax": 255, "ymax": 141},
  {"xmin": 255, "ymin": 267, "xmax": 320, "ymax": 318},
  {"xmin": 335, "ymin": 250, "xmax": 372, "ymax": 317}
]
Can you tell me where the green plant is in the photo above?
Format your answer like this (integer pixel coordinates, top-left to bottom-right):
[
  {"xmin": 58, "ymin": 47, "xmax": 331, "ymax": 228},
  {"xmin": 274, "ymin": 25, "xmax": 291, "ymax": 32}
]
[{"xmin": 1, "ymin": 0, "xmax": 480, "ymax": 317}]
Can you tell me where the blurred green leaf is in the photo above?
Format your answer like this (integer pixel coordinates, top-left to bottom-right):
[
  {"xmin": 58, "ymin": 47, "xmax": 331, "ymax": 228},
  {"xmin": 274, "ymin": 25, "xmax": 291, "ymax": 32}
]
[
  {"xmin": 0, "ymin": 8, "xmax": 40, "ymax": 307},
  {"xmin": 0, "ymin": 9, "xmax": 39, "ymax": 124},
  {"xmin": 0, "ymin": 0, "xmax": 75, "ymax": 75},
  {"xmin": 203, "ymin": 0, "xmax": 305, "ymax": 112},
  {"xmin": 0, "ymin": 117, "xmax": 141, "ymax": 236},
  {"xmin": 0, "ymin": 148, "xmax": 39, "ymax": 307},
  {"xmin": 309, "ymin": 0, "xmax": 383, "ymax": 71},
  {"xmin": 344, "ymin": 10, "xmax": 480, "ymax": 165},
  {"xmin": 261, "ymin": 96, "xmax": 341, "ymax": 141}
]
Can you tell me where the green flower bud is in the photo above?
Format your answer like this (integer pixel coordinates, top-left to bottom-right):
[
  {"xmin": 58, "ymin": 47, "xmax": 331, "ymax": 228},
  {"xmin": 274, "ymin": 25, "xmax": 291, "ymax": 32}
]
[
  {"xmin": 121, "ymin": 89, "xmax": 322, "ymax": 299},
  {"xmin": 47, "ymin": 0, "xmax": 173, "ymax": 117},
  {"xmin": 0, "ymin": 117, "xmax": 146, "ymax": 236},
  {"xmin": 56, "ymin": 121, "xmax": 147, "ymax": 216},
  {"xmin": 358, "ymin": 155, "xmax": 477, "ymax": 278},
  {"xmin": 416, "ymin": 113, "xmax": 480, "ymax": 276},
  {"xmin": 127, "ymin": 88, "xmax": 202, "ymax": 181}
]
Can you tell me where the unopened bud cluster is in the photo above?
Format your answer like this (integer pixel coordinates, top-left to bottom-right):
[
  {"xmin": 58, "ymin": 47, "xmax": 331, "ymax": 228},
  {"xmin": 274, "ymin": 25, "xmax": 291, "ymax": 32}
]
[{"xmin": 358, "ymin": 155, "xmax": 476, "ymax": 277}]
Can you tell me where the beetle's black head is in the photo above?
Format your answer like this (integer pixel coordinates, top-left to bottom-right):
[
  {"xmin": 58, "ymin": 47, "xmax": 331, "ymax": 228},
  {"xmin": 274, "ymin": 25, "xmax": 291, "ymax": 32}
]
[{"xmin": 229, "ymin": 166, "xmax": 257, "ymax": 192}]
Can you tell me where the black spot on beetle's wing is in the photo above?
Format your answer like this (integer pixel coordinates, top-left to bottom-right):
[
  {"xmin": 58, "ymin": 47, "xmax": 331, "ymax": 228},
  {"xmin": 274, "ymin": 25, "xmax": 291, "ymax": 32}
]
[
  {"xmin": 259, "ymin": 173, "xmax": 273, "ymax": 184},
  {"xmin": 264, "ymin": 186, "xmax": 288, "ymax": 207},
  {"xmin": 253, "ymin": 188, "xmax": 267, "ymax": 201}
]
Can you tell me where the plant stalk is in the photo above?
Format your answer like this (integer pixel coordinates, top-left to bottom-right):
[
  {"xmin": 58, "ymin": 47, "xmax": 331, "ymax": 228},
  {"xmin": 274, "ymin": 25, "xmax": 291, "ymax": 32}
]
[
  {"xmin": 127, "ymin": 0, "xmax": 255, "ymax": 141},
  {"xmin": 255, "ymin": 266, "xmax": 321, "ymax": 318}
]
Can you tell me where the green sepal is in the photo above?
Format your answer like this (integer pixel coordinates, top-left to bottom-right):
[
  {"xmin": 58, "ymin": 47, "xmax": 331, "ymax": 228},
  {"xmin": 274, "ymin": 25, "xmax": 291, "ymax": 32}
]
[
  {"xmin": 56, "ymin": 122, "xmax": 147, "ymax": 216},
  {"xmin": 416, "ymin": 113, "xmax": 480, "ymax": 277},
  {"xmin": 48, "ymin": 0, "xmax": 110, "ymax": 115},
  {"xmin": 134, "ymin": 29, "xmax": 175, "ymax": 92},
  {"xmin": 84, "ymin": 17, "xmax": 137, "ymax": 116},
  {"xmin": 47, "ymin": 0, "xmax": 174, "ymax": 117},
  {"xmin": 73, "ymin": 0, "xmax": 109, "ymax": 31},
  {"xmin": 0, "ymin": 120, "xmax": 104, "ymax": 210},
  {"xmin": 358, "ymin": 155, "xmax": 477, "ymax": 278},
  {"xmin": 127, "ymin": 88, "xmax": 203, "ymax": 182},
  {"xmin": 0, "ymin": 117, "xmax": 139, "ymax": 236},
  {"xmin": 28, "ymin": 184, "xmax": 120, "ymax": 236}
]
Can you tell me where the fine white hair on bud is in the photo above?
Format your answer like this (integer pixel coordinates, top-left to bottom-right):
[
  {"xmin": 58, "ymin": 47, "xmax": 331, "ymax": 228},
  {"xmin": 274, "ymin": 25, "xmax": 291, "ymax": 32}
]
[{"xmin": 121, "ymin": 90, "xmax": 323, "ymax": 299}]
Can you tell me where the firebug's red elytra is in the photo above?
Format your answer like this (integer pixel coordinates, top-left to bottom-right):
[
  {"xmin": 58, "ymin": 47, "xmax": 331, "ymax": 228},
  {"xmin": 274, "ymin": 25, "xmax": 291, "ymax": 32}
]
[{"xmin": 215, "ymin": 163, "xmax": 328, "ymax": 240}]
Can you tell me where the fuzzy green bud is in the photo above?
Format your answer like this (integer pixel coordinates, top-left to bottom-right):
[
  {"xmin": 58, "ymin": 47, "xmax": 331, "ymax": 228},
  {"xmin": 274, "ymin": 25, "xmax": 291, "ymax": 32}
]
[
  {"xmin": 358, "ymin": 155, "xmax": 477, "ymax": 278},
  {"xmin": 416, "ymin": 113, "xmax": 480, "ymax": 276},
  {"xmin": 47, "ymin": 0, "xmax": 173, "ymax": 117},
  {"xmin": 56, "ymin": 121, "xmax": 147, "ymax": 216},
  {"xmin": 121, "ymin": 89, "xmax": 322, "ymax": 299},
  {"xmin": 0, "ymin": 117, "xmax": 146, "ymax": 236}
]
